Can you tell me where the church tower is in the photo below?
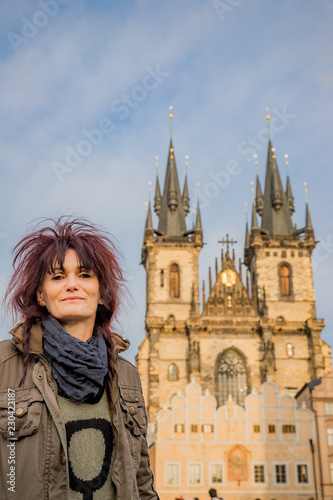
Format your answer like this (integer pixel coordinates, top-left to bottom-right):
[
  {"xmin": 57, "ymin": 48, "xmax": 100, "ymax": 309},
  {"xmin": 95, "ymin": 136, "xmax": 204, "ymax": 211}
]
[
  {"xmin": 137, "ymin": 111, "xmax": 203, "ymax": 425},
  {"xmin": 137, "ymin": 113, "xmax": 332, "ymax": 428},
  {"xmin": 244, "ymin": 116, "xmax": 331, "ymax": 391}
]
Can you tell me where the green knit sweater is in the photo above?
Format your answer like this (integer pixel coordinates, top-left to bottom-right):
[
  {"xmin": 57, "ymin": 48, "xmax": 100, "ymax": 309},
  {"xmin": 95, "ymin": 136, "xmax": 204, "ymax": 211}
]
[{"xmin": 57, "ymin": 390, "xmax": 115, "ymax": 500}]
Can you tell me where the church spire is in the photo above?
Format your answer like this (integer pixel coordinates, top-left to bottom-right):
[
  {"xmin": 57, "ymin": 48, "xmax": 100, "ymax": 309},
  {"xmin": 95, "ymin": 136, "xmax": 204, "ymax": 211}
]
[
  {"xmin": 305, "ymin": 202, "xmax": 313, "ymax": 230},
  {"xmin": 285, "ymin": 155, "xmax": 294, "ymax": 215},
  {"xmin": 157, "ymin": 110, "xmax": 187, "ymax": 236},
  {"xmin": 182, "ymin": 156, "xmax": 190, "ymax": 216},
  {"xmin": 154, "ymin": 157, "xmax": 162, "ymax": 216},
  {"xmin": 251, "ymin": 201, "xmax": 259, "ymax": 230},
  {"xmin": 260, "ymin": 137, "xmax": 293, "ymax": 235},
  {"xmin": 195, "ymin": 190, "xmax": 202, "ymax": 231}
]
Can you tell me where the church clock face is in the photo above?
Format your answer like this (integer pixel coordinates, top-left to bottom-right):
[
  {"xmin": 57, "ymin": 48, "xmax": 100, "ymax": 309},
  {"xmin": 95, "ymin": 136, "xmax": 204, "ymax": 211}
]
[{"xmin": 221, "ymin": 269, "xmax": 237, "ymax": 287}]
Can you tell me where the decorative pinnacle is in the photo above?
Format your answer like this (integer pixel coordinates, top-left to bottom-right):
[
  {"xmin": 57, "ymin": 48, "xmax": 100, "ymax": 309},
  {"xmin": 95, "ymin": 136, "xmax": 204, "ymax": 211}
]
[
  {"xmin": 148, "ymin": 181, "xmax": 152, "ymax": 201},
  {"xmin": 250, "ymin": 180, "xmax": 255, "ymax": 202},
  {"xmin": 169, "ymin": 105, "xmax": 173, "ymax": 139},
  {"xmin": 155, "ymin": 155, "xmax": 159, "ymax": 174},
  {"xmin": 266, "ymin": 106, "xmax": 271, "ymax": 140},
  {"xmin": 244, "ymin": 202, "xmax": 248, "ymax": 224}
]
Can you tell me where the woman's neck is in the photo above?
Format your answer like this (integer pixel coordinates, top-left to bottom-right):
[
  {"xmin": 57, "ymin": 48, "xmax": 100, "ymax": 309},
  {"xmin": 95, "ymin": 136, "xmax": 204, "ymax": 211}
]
[{"xmin": 58, "ymin": 317, "xmax": 96, "ymax": 341}]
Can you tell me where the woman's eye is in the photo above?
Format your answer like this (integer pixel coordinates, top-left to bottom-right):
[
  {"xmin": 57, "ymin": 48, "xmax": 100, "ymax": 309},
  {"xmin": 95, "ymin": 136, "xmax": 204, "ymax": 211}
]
[
  {"xmin": 51, "ymin": 275, "xmax": 63, "ymax": 281},
  {"xmin": 80, "ymin": 273, "xmax": 92, "ymax": 278}
]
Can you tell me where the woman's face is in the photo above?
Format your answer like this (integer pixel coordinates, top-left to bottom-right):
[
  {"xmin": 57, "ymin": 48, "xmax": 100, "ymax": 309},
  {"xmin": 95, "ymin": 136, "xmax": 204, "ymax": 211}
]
[{"xmin": 37, "ymin": 249, "xmax": 102, "ymax": 326}]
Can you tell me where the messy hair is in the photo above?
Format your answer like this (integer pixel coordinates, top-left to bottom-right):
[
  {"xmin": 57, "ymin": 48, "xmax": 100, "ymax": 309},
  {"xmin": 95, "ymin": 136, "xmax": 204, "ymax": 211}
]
[{"xmin": 5, "ymin": 217, "xmax": 126, "ymax": 405}]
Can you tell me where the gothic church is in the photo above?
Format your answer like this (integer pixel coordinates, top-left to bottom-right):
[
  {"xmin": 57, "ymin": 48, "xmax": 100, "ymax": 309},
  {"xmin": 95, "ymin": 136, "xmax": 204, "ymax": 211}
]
[{"xmin": 136, "ymin": 116, "xmax": 332, "ymax": 428}]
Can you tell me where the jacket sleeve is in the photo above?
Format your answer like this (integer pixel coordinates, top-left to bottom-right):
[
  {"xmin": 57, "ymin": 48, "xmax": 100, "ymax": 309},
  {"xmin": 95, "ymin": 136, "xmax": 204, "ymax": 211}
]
[{"xmin": 136, "ymin": 398, "xmax": 160, "ymax": 499}]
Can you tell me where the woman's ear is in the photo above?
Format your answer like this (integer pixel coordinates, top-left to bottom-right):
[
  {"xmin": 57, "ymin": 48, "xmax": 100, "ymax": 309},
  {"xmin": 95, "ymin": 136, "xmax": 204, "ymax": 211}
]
[{"xmin": 36, "ymin": 288, "xmax": 44, "ymax": 306}]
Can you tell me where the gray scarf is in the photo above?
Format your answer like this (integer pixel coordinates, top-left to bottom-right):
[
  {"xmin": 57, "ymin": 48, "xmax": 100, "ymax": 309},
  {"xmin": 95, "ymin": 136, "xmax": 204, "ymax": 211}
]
[{"xmin": 42, "ymin": 317, "xmax": 108, "ymax": 403}]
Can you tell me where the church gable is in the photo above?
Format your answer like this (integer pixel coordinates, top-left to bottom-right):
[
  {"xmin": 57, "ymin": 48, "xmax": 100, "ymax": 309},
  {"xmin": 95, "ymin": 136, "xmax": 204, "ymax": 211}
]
[{"xmin": 202, "ymin": 248, "xmax": 256, "ymax": 318}]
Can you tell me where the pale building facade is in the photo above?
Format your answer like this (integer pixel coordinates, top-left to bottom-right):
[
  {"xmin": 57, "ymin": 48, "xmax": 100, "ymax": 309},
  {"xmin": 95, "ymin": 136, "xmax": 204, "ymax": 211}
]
[
  {"xmin": 296, "ymin": 372, "xmax": 333, "ymax": 499},
  {"xmin": 150, "ymin": 378, "xmax": 319, "ymax": 500},
  {"xmin": 137, "ymin": 118, "xmax": 332, "ymax": 430}
]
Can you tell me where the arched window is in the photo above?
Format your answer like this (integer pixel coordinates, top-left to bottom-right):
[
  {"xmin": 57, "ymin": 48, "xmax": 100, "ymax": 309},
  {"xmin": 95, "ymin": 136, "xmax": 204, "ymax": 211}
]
[
  {"xmin": 168, "ymin": 363, "xmax": 178, "ymax": 381},
  {"xmin": 216, "ymin": 349, "xmax": 248, "ymax": 407},
  {"xmin": 170, "ymin": 263, "xmax": 180, "ymax": 298},
  {"xmin": 280, "ymin": 265, "xmax": 291, "ymax": 296}
]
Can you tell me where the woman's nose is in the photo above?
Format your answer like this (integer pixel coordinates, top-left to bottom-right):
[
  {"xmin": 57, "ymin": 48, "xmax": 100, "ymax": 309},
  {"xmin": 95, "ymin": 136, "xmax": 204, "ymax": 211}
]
[{"xmin": 65, "ymin": 275, "xmax": 79, "ymax": 291}]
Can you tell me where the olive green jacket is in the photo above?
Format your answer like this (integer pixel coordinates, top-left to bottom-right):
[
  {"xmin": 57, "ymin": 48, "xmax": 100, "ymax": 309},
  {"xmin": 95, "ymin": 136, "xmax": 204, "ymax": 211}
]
[{"xmin": 0, "ymin": 323, "xmax": 159, "ymax": 500}]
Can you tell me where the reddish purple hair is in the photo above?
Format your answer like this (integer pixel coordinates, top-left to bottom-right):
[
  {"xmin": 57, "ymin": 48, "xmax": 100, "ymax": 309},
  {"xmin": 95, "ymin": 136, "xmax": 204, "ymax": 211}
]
[{"xmin": 4, "ymin": 217, "xmax": 126, "ymax": 405}]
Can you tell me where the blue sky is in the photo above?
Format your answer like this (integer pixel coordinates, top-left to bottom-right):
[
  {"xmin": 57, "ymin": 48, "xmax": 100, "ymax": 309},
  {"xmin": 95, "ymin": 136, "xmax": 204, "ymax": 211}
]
[{"xmin": 0, "ymin": 0, "xmax": 332, "ymax": 363}]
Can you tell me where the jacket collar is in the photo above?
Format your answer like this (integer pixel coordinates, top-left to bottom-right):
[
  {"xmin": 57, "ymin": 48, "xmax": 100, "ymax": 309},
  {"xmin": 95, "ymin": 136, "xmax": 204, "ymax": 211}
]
[{"xmin": 9, "ymin": 321, "xmax": 130, "ymax": 358}]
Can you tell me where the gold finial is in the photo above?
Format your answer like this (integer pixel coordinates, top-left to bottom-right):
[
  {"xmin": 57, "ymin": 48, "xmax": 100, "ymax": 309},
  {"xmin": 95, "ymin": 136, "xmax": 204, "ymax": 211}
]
[
  {"xmin": 284, "ymin": 154, "xmax": 289, "ymax": 175},
  {"xmin": 169, "ymin": 106, "xmax": 173, "ymax": 139},
  {"xmin": 266, "ymin": 107, "xmax": 270, "ymax": 120},
  {"xmin": 266, "ymin": 107, "xmax": 271, "ymax": 139},
  {"xmin": 304, "ymin": 182, "xmax": 308, "ymax": 202},
  {"xmin": 253, "ymin": 153, "xmax": 258, "ymax": 173},
  {"xmin": 244, "ymin": 202, "xmax": 248, "ymax": 223}
]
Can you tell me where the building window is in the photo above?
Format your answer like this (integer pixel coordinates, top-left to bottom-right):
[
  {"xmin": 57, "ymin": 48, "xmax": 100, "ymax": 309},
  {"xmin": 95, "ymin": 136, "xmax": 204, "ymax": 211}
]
[
  {"xmin": 170, "ymin": 263, "xmax": 180, "ymax": 298},
  {"xmin": 227, "ymin": 295, "xmax": 232, "ymax": 308},
  {"xmin": 165, "ymin": 463, "xmax": 180, "ymax": 485},
  {"xmin": 330, "ymin": 463, "xmax": 333, "ymax": 483},
  {"xmin": 327, "ymin": 428, "xmax": 333, "ymax": 445},
  {"xmin": 188, "ymin": 463, "xmax": 202, "ymax": 485},
  {"xmin": 253, "ymin": 464, "xmax": 265, "ymax": 483},
  {"xmin": 216, "ymin": 349, "xmax": 248, "ymax": 407},
  {"xmin": 174, "ymin": 424, "xmax": 184, "ymax": 433},
  {"xmin": 280, "ymin": 264, "xmax": 291, "ymax": 296},
  {"xmin": 160, "ymin": 269, "xmax": 164, "ymax": 287},
  {"xmin": 325, "ymin": 403, "xmax": 333, "ymax": 415},
  {"xmin": 168, "ymin": 363, "xmax": 178, "ymax": 381},
  {"xmin": 286, "ymin": 343, "xmax": 294, "ymax": 358},
  {"xmin": 297, "ymin": 464, "xmax": 309, "ymax": 484},
  {"xmin": 202, "ymin": 424, "xmax": 214, "ymax": 433},
  {"xmin": 282, "ymin": 425, "xmax": 296, "ymax": 433},
  {"xmin": 268, "ymin": 425, "xmax": 276, "ymax": 433},
  {"xmin": 210, "ymin": 463, "xmax": 223, "ymax": 484},
  {"xmin": 275, "ymin": 464, "xmax": 287, "ymax": 484},
  {"xmin": 191, "ymin": 424, "xmax": 198, "ymax": 433},
  {"xmin": 253, "ymin": 425, "xmax": 261, "ymax": 433}
]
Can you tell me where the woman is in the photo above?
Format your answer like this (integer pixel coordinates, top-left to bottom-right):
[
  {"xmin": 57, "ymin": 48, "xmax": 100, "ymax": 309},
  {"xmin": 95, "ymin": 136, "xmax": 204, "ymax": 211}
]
[{"xmin": 0, "ymin": 218, "xmax": 159, "ymax": 500}]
